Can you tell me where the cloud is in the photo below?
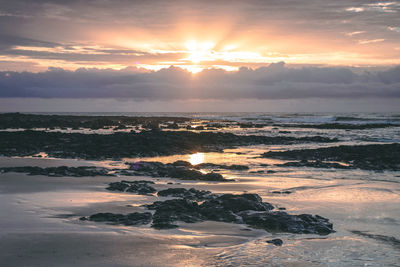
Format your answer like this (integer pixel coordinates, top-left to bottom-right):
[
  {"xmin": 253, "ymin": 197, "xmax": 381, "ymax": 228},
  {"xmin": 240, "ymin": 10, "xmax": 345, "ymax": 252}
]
[
  {"xmin": 358, "ymin": 39, "xmax": 385, "ymax": 44},
  {"xmin": 0, "ymin": 0, "xmax": 400, "ymax": 70},
  {"xmin": 345, "ymin": 31, "xmax": 366, "ymax": 36},
  {"xmin": 0, "ymin": 63, "xmax": 399, "ymax": 100},
  {"xmin": 346, "ymin": 2, "xmax": 400, "ymax": 13}
]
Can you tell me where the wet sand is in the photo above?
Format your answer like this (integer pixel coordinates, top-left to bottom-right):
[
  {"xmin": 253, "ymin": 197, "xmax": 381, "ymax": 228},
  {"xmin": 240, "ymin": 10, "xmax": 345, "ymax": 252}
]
[{"xmin": 1, "ymin": 155, "xmax": 400, "ymax": 266}]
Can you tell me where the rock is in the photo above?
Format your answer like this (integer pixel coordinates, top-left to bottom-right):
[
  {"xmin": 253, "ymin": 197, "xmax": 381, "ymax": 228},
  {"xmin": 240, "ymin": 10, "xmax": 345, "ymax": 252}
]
[
  {"xmin": 146, "ymin": 199, "xmax": 203, "ymax": 229},
  {"xmin": 250, "ymin": 170, "xmax": 265, "ymax": 173},
  {"xmin": 157, "ymin": 188, "xmax": 214, "ymax": 200},
  {"xmin": 115, "ymin": 124, "xmax": 127, "ymax": 130},
  {"xmin": 240, "ymin": 212, "xmax": 333, "ymax": 235},
  {"xmin": 86, "ymin": 190, "xmax": 335, "ymax": 235},
  {"xmin": 263, "ymin": 143, "xmax": 400, "ymax": 171},
  {"xmin": 165, "ymin": 123, "xmax": 179, "ymax": 129},
  {"xmin": 201, "ymin": 194, "xmax": 274, "ymax": 214},
  {"xmin": 0, "ymin": 166, "xmax": 114, "ymax": 177},
  {"xmin": 146, "ymin": 194, "xmax": 272, "ymax": 228},
  {"xmin": 195, "ymin": 163, "xmax": 249, "ymax": 170},
  {"xmin": 171, "ymin": 160, "xmax": 193, "ymax": 167},
  {"xmin": 106, "ymin": 180, "xmax": 156, "ymax": 195},
  {"xmin": 142, "ymin": 121, "xmax": 160, "ymax": 130},
  {"xmin": 279, "ymin": 123, "xmax": 398, "ymax": 130},
  {"xmin": 238, "ymin": 123, "xmax": 255, "ymax": 128},
  {"xmin": 277, "ymin": 160, "xmax": 349, "ymax": 169},
  {"xmin": 83, "ymin": 212, "xmax": 152, "ymax": 226},
  {"xmin": 0, "ymin": 113, "xmax": 190, "ymax": 131},
  {"xmin": 271, "ymin": 191, "xmax": 292, "ymax": 194},
  {"xmin": 124, "ymin": 161, "xmax": 230, "ymax": 182},
  {"xmin": 167, "ymin": 169, "xmax": 226, "ymax": 181},
  {"xmin": 266, "ymin": 238, "xmax": 283, "ymax": 246},
  {"xmin": 150, "ymin": 193, "xmax": 333, "ymax": 234}
]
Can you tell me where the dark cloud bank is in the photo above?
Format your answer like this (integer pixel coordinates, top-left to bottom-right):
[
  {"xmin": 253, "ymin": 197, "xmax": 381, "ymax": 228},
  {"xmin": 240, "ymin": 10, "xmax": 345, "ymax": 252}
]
[{"xmin": 0, "ymin": 62, "xmax": 399, "ymax": 100}]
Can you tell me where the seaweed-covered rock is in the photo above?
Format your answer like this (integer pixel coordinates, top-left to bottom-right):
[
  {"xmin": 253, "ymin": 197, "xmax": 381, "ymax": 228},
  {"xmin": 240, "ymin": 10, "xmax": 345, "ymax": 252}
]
[
  {"xmin": 195, "ymin": 163, "xmax": 249, "ymax": 170},
  {"xmin": 240, "ymin": 212, "xmax": 333, "ymax": 235},
  {"xmin": 147, "ymin": 193, "xmax": 333, "ymax": 234},
  {"xmin": 266, "ymin": 238, "xmax": 283, "ymax": 246},
  {"xmin": 164, "ymin": 122, "xmax": 180, "ymax": 129},
  {"xmin": 170, "ymin": 160, "xmax": 193, "ymax": 167},
  {"xmin": 0, "ymin": 113, "xmax": 190, "ymax": 130},
  {"xmin": 279, "ymin": 123, "xmax": 399, "ymax": 130},
  {"xmin": 0, "ymin": 166, "xmax": 113, "ymax": 177},
  {"xmin": 106, "ymin": 180, "xmax": 156, "ymax": 195},
  {"xmin": 263, "ymin": 143, "xmax": 400, "ymax": 171},
  {"xmin": 157, "ymin": 188, "xmax": 214, "ymax": 200},
  {"xmin": 0, "ymin": 129, "xmax": 338, "ymax": 160},
  {"xmin": 84, "ymin": 191, "xmax": 335, "ymax": 235},
  {"xmin": 125, "ymin": 161, "xmax": 230, "ymax": 182},
  {"xmin": 146, "ymin": 199, "xmax": 203, "ymax": 229},
  {"xmin": 82, "ymin": 212, "xmax": 152, "ymax": 226},
  {"xmin": 167, "ymin": 169, "xmax": 225, "ymax": 181},
  {"xmin": 201, "ymin": 194, "xmax": 274, "ymax": 214},
  {"xmin": 271, "ymin": 190, "xmax": 292, "ymax": 194},
  {"xmin": 277, "ymin": 160, "xmax": 349, "ymax": 169}
]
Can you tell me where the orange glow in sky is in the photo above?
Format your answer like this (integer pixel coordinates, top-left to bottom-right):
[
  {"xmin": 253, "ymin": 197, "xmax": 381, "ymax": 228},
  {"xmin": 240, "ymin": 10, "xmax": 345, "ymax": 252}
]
[{"xmin": 1, "ymin": 1, "xmax": 399, "ymax": 73}]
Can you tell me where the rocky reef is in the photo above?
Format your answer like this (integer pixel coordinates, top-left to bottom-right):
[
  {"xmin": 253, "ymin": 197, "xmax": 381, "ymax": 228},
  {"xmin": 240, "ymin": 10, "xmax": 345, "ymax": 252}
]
[
  {"xmin": 264, "ymin": 143, "xmax": 400, "ymax": 171},
  {"xmin": 81, "ymin": 212, "xmax": 152, "ymax": 226},
  {"xmin": 0, "ymin": 130, "xmax": 338, "ymax": 160},
  {"xmin": 0, "ymin": 166, "xmax": 113, "ymax": 177},
  {"xmin": 0, "ymin": 112, "xmax": 190, "ymax": 130},
  {"xmin": 277, "ymin": 123, "xmax": 399, "ymax": 130},
  {"xmin": 277, "ymin": 160, "xmax": 350, "ymax": 169}
]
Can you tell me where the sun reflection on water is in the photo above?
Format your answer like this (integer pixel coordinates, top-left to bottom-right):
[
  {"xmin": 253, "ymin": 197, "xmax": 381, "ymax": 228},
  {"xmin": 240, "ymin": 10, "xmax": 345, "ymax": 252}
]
[{"xmin": 189, "ymin": 152, "xmax": 205, "ymax": 165}]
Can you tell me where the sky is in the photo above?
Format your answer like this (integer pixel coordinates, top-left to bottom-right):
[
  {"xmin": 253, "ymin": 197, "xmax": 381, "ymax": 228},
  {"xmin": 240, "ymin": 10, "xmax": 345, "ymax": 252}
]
[{"xmin": 0, "ymin": 0, "xmax": 399, "ymax": 112}]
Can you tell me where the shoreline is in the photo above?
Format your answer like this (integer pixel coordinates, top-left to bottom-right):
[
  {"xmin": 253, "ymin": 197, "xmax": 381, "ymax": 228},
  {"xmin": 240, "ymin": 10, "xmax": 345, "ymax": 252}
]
[{"xmin": 0, "ymin": 113, "xmax": 400, "ymax": 266}]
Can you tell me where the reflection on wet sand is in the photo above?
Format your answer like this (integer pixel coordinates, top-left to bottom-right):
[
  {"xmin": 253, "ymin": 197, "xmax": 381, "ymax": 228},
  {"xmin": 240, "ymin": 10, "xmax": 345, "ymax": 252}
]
[
  {"xmin": 1, "ymin": 111, "xmax": 400, "ymax": 266},
  {"xmin": 1, "ymin": 152, "xmax": 399, "ymax": 265}
]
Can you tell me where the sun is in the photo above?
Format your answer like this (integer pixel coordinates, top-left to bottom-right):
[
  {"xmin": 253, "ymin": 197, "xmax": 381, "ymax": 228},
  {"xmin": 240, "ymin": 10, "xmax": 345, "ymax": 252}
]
[
  {"xmin": 185, "ymin": 40, "xmax": 215, "ymax": 64},
  {"xmin": 189, "ymin": 152, "xmax": 205, "ymax": 165}
]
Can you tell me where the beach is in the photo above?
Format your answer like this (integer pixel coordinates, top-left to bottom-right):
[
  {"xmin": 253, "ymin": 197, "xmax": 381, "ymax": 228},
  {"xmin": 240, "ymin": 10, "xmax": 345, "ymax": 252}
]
[{"xmin": 0, "ymin": 113, "xmax": 400, "ymax": 266}]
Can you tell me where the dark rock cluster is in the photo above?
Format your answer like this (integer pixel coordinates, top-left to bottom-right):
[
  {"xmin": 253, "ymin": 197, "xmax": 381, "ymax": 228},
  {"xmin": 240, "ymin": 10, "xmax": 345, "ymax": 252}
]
[
  {"xmin": 157, "ymin": 188, "xmax": 214, "ymax": 200},
  {"xmin": 240, "ymin": 212, "xmax": 332, "ymax": 235},
  {"xmin": 106, "ymin": 180, "xmax": 156, "ymax": 195},
  {"xmin": 0, "ymin": 166, "xmax": 113, "ymax": 177},
  {"xmin": 271, "ymin": 190, "xmax": 292, "ymax": 194},
  {"xmin": 277, "ymin": 160, "xmax": 349, "ymax": 169},
  {"xmin": 0, "ymin": 113, "xmax": 190, "ymax": 130},
  {"xmin": 82, "ymin": 188, "xmax": 334, "ymax": 235},
  {"xmin": 81, "ymin": 212, "xmax": 152, "ymax": 226},
  {"xmin": 145, "ymin": 193, "xmax": 333, "ymax": 234},
  {"xmin": 194, "ymin": 163, "xmax": 249, "ymax": 170},
  {"xmin": 264, "ymin": 143, "xmax": 400, "ymax": 171},
  {"xmin": 266, "ymin": 238, "xmax": 283, "ymax": 246},
  {"xmin": 278, "ymin": 123, "xmax": 399, "ymax": 130},
  {"xmin": 124, "ymin": 161, "xmax": 229, "ymax": 181}
]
